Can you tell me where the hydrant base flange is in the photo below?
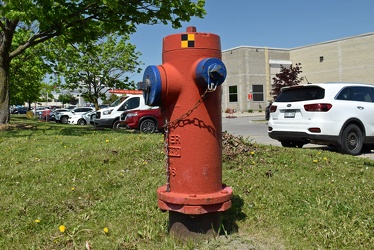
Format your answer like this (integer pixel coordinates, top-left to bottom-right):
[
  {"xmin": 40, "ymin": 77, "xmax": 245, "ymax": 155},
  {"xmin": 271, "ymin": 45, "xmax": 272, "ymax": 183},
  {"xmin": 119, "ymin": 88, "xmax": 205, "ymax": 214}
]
[
  {"xmin": 157, "ymin": 185, "xmax": 232, "ymax": 215},
  {"xmin": 158, "ymin": 199, "xmax": 232, "ymax": 215}
]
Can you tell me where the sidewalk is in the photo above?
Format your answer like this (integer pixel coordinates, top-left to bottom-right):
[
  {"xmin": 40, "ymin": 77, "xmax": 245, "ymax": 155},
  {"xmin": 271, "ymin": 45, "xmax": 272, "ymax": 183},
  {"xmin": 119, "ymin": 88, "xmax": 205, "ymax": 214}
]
[{"xmin": 223, "ymin": 111, "xmax": 265, "ymax": 118}]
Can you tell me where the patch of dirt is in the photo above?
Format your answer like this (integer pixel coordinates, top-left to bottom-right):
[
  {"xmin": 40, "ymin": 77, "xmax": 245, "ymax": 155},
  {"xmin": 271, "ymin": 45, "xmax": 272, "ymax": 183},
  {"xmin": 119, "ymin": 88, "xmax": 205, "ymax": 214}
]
[{"xmin": 198, "ymin": 233, "xmax": 286, "ymax": 250}]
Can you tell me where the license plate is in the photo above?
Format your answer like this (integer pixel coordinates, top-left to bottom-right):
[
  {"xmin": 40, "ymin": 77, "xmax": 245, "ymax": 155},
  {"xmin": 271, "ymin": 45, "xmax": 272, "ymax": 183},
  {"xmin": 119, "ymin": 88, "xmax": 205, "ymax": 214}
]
[{"xmin": 284, "ymin": 110, "xmax": 296, "ymax": 118}]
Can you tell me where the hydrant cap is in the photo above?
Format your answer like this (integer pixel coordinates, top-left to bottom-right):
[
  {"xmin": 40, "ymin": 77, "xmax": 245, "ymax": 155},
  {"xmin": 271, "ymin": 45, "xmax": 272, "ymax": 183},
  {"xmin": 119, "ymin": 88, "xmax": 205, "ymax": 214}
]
[
  {"xmin": 195, "ymin": 58, "xmax": 227, "ymax": 88},
  {"xmin": 141, "ymin": 65, "xmax": 162, "ymax": 106}
]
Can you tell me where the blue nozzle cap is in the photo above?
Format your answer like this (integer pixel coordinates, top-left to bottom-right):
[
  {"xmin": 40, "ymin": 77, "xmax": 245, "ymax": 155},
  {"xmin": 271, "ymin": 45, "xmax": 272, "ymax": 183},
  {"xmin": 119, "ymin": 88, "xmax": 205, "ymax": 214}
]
[
  {"xmin": 137, "ymin": 65, "xmax": 162, "ymax": 106},
  {"xmin": 195, "ymin": 58, "xmax": 227, "ymax": 90}
]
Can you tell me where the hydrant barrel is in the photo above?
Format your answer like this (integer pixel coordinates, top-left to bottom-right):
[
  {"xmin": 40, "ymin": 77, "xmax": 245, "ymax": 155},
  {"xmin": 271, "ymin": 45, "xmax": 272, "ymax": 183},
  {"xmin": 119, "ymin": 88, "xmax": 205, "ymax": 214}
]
[{"xmin": 139, "ymin": 26, "xmax": 232, "ymax": 237}]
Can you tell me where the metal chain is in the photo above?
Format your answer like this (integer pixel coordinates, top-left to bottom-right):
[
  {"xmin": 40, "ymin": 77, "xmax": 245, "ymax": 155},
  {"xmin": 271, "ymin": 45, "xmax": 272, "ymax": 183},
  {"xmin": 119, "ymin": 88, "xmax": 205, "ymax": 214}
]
[
  {"xmin": 163, "ymin": 88, "xmax": 211, "ymax": 130},
  {"xmin": 163, "ymin": 116, "xmax": 170, "ymax": 192},
  {"xmin": 162, "ymin": 88, "xmax": 213, "ymax": 192}
]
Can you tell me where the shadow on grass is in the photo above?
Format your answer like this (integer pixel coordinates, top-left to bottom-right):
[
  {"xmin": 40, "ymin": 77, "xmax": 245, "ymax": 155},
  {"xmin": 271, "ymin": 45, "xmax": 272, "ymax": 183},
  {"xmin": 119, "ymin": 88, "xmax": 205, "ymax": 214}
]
[
  {"xmin": 222, "ymin": 194, "xmax": 246, "ymax": 234},
  {"xmin": 4, "ymin": 117, "xmax": 101, "ymax": 137}
]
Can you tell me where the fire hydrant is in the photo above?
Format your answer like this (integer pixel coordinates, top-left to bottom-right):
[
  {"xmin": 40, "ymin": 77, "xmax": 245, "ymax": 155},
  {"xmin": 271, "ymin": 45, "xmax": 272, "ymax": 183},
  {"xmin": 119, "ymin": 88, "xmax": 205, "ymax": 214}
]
[{"xmin": 138, "ymin": 26, "xmax": 232, "ymax": 238}]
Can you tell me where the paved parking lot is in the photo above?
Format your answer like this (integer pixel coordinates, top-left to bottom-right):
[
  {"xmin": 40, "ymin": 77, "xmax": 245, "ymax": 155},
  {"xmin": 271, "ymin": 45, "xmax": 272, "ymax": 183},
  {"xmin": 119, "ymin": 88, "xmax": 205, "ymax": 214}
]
[{"xmin": 222, "ymin": 113, "xmax": 374, "ymax": 160}]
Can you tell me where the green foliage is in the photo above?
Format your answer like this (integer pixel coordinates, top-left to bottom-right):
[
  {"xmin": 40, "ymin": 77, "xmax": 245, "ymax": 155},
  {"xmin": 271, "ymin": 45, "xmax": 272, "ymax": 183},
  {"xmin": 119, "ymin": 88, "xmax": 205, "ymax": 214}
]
[
  {"xmin": 58, "ymin": 93, "xmax": 77, "ymax": 106},
  {"xmin": 0, "ymin": 0, "xmax": 206, "ymax": 123},
  {"xmin": 51, "ymin": 33, "xmax": 142, "ymax": 109},
  {"xmin": 271, "ymin": 63, "xmax": 304, "ymax": 100},
  {"xmin": 0, "ymin": 117, "xmax": 373, "ymax": 249},
  {"xmin": 9, "ymin": 38, "xmax": 51, "ymax": 105}
]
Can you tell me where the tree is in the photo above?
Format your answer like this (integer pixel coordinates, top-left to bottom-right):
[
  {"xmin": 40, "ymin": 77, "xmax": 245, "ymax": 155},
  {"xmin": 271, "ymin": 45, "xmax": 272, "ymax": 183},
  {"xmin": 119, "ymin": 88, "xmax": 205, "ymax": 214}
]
[
  {"xmin": 271, "ymin": 63, "xmax": 304, "ymax": 100},
  {"xmin": 58, "ymin": 93, "xmax": 77, "ymax": 107},
  {"xmin": 9, "ymin": 34, "xmax": 51, "ymax": 107},
  {"xmin": 0, "ymin": 0, "xmax": 206, "ymax": 124},
  {"xmin": 54, "ymin": 33, "xmax": 142, "ymax": 110},
  {"xmin": 38, "ymin": 83, "xmax": 55, "ymax": 104}
]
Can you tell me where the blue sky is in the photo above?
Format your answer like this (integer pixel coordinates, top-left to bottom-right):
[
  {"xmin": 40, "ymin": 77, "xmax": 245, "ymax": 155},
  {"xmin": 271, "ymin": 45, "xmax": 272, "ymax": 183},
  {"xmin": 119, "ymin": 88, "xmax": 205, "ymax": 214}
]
[{"xmin": 129, "ymin": 0, "xmax": 374, "ymax": 83}]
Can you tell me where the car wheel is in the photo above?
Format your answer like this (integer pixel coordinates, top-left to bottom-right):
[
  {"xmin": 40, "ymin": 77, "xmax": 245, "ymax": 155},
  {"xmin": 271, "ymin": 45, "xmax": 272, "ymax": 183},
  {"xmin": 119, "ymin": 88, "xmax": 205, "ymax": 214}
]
[
  {"xmin": 339, "ymin": 124, "xmax": 363, "ymax": 155},
  {"xmin": 78, "ymin": 119, "xmax": 86, "ymax": 126},
  {"xmin": 61, "ymin": 116, "xmax": 68, "ymax": 124},
  {"xmin": 140, "ymin": 119, "xmax": 156, "ymax": 134},
  {"xmin": 281, "ymin": 140, "xmax": 304, "ymax": 148},
  {"xmin": 112, "ymin": 120, "xmax": 124, "ymax": 130}
]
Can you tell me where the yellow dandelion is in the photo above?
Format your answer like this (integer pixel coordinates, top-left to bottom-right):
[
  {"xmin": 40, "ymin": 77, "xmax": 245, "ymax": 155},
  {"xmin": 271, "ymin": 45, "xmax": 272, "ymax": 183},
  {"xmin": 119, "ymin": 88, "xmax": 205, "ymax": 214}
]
[
  {"xmin": 59, "ymin": 225, "xmax": 66, "ymax": 233},
  {"xmin": 313, "ymin": 159, "xmax": 318, "ymax": 163},
  {"xmin": 106, "ymin": 139, "xmax": 109, "ymax": 143},
  {"xmin": 64, "ymin": 146, "xmax": 67, "ymax": 148},
  {"xmin": 250, "ymin": 151, "xmax": 255, "ymax": 155},
  {"xmin": 35, "ymin": 219, "xmax": 41, "ymax": 223},
  {"xmin": 103, "ymin": 227, "xmax": 109, "ymax": 234},
  {"xmin": 323, "ymin": 157, "xmax": 327, "ymax": 161},
  {"xmin": 71, "ymin": 187, "xmax": 75, "ymax": 191}
]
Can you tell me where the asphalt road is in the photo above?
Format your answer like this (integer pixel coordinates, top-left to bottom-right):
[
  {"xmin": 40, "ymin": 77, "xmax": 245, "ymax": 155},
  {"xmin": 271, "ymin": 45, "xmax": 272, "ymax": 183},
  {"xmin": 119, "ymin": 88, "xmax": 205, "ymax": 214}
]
[{"xmin": 222, "ymin": 115, "xmax": 374, "ymax": 160}]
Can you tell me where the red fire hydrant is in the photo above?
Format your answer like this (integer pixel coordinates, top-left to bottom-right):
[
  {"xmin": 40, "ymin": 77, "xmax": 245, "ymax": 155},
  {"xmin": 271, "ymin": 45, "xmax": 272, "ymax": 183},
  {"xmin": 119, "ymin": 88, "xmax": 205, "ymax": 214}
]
[{"xmin": 138, "ymin": 26, "xmax": 232, "ymax": 238}]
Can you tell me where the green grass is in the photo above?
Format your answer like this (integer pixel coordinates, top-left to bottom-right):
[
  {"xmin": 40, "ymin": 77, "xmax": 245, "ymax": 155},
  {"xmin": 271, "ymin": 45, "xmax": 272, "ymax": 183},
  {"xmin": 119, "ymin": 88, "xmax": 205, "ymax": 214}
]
[{"xmin": 0, "ymin": 116, "xmax": 373, "ymax": 249}]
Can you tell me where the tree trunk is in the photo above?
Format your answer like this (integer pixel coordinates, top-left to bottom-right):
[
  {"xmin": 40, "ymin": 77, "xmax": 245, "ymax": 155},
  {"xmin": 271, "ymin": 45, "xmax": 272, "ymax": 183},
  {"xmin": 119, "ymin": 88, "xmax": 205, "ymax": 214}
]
[{"xmin": 0, "ymin": 63, "xmax": 10, "ymax": 124}]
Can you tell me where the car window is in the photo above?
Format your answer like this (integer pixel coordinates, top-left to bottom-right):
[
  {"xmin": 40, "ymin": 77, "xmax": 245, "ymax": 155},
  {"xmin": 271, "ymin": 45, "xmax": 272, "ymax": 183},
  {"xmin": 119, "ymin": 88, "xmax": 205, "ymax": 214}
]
[
  {"xmin": 119, "ymin": 97, "xmax": 140, "ymax": 111},
  {"xmin": 275, "ymin": 86, "xmax": 325, "ymax": 102},
  {"xmin": 110, "ymin": 96, "xmax": 129, "ymax": 107},
  {"xmin": 336, "ymin": 87, "xmax": 354, "ymax": 100},
  {"xmin": 336, "ymin": 86, "xmax": 374, "ymax": 102},
  {"xmin": 354, "ymin": 87, "xmax": 374, "ymax": 102}
]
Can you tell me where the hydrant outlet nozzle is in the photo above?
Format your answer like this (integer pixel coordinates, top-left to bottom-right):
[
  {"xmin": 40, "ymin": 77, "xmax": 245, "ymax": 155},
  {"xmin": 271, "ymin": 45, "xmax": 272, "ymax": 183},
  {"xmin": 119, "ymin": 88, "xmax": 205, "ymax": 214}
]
[
  {"xmin": 195, "ymin": 58, "xmax": 227, "ymax": 90},
  {"xmin": 137, "ymin": 79, "xmax": 149, "ymax": 92},
  {"xmin": 137, "ymin": 65, "xmax": 162, "ymax": 106}
]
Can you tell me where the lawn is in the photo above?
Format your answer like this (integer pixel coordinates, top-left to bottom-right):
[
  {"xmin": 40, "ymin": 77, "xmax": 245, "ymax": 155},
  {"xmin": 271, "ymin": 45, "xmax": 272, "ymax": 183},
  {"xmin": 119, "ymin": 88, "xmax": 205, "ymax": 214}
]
[{"xmin": 0, "ymin": 116, "xmax": 373, "ymax": 249}]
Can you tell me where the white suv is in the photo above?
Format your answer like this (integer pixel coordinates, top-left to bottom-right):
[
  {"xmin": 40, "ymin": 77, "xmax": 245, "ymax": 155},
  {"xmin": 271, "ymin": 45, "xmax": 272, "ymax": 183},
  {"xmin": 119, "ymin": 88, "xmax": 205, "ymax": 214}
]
[
  {"xmin": 268, "ymin": 82, "xmax": 374, "ymax": 155},
  {"xmin": 55, "ymin": 107, "xmax": 94, "ymax": 124}
]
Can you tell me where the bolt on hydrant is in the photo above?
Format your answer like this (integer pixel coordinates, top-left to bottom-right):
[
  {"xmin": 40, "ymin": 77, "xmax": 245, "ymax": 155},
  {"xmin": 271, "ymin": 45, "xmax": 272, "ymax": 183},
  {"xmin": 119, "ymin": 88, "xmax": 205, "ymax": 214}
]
[{"xmin": 138, "ymin": 26, "xmax": 232, "ymax": 238}]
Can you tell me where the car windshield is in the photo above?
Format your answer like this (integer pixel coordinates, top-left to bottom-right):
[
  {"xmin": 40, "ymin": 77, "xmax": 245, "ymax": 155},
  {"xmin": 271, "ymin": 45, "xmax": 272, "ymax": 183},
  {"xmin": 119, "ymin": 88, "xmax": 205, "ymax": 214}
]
[
  {"xmin": 110, "ymin": 96, "xmax": 129, "ymax": 107},
  {"xmin": 275, "ymin": 86, "xmax": 325, "ymax": 102}
]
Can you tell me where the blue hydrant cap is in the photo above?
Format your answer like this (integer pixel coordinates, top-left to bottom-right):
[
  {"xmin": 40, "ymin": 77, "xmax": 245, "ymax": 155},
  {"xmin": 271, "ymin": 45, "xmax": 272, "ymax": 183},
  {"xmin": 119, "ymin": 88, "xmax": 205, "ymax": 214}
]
[
  {"xmin": 137, "ymin": 65, "xmax": 162, "ymax": 106},
  {"xmin": 195, "ymin": 58, "xmax": 227, "ymax": 89}
]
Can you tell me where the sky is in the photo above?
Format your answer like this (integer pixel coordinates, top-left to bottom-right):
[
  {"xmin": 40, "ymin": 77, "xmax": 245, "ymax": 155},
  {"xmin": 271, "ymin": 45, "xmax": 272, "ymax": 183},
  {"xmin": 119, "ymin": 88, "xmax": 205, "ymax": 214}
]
[{"xmin": 129, "ymin": 0, "xmax": 374, "ymax": 83}]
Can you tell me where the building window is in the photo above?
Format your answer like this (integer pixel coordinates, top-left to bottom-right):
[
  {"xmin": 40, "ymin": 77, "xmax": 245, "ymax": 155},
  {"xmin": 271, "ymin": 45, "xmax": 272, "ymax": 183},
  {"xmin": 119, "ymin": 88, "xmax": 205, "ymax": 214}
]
[
  {"xmin": 229, "ymin": 85, "xmax": 238, "ymax": 102},
  {"xmin": 252, "ymin": 85, "xmax": 264, "ymax": 101}
]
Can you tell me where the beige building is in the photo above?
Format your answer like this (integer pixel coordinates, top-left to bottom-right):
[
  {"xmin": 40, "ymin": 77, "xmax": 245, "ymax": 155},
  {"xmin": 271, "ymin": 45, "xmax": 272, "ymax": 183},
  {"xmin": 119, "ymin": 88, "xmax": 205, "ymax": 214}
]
[{"xmin": 222, "ymin": 32, "xmax": 374, "ymax": 112}]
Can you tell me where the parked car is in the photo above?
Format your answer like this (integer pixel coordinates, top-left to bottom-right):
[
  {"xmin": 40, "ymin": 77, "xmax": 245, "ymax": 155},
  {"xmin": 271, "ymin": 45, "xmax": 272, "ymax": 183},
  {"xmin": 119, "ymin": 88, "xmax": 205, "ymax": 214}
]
[
  {"xmin": 32, "ymin": 106, "xmax": 48, "ymax": 115},
  {"xmin": 265, "ymin": 101, "xmax": 272, "ymax": 120},
  {"xmin": 55, "ymin": 107, "xmax": 94, "ymax": 124},
  {"xmin": 37, "ymin": 109, "xmax": 52, "ymax": 120},
  {"xmin": 50, "ymin": 109, "xmax": 69, "ymax": 121},
  {"xmin": 268, "ymin": 82, "xmax": 374, "ymax": 155},
  {"xmin": 94, "ymin": 94, "xmax": 155, "ymax": 129},
  {"xmin": 68, "ymin": 110, "xmax": 96, "ymax": 125},
  {"xmin": 119, "ymin": 108, "xmax": 164, "ymax": 133},
  {"xmin": 11, "ymin": 107, "xmax": 29, "ymax": 114}
]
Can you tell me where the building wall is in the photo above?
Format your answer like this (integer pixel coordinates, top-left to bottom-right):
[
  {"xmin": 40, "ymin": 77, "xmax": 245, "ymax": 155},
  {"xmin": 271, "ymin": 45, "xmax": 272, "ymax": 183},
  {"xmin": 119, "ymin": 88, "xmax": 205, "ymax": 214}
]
[
  {"xmin": 222, "ymin": 47, "xmax": 289, "ymax": 112},
  {"xmin": 290, "ymin": 33, "xmax": 374, "ymax": 84},
  {"xmin": 222, "ymin": 32, "xmax": 374, "ymax": 112}
]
